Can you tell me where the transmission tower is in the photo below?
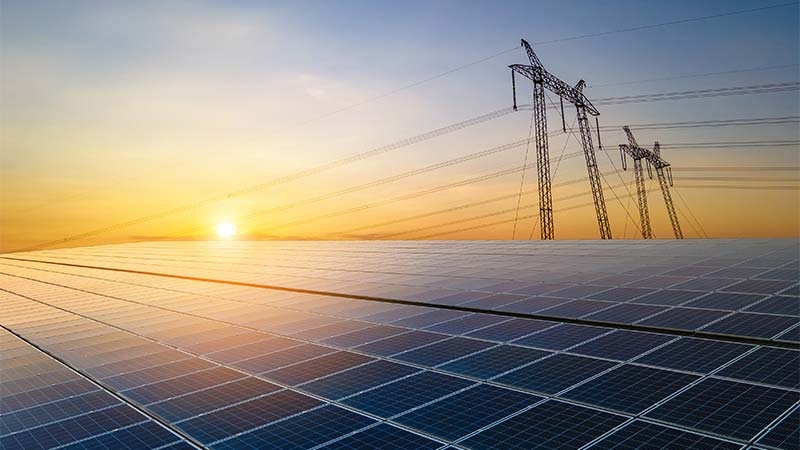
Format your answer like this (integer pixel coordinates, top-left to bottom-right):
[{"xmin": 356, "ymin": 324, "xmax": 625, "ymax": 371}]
[
  {"xmin": 510, "ymin": 39, "xmax": 612, "ymax": 240},
  {"xmin": 619, "ymin": 126, "xmax": 653, "ymax": 239},
  {"xmin": 619, "ymin": 126, "xmax": 684, "ymax": 239},
  {"xmin": 649, "ymin": 141, "xmax": 684, "ymax": 239}
]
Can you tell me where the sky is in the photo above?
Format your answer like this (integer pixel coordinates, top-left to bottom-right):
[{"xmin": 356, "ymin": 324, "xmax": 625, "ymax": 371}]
[{"xmin": 1, "ymin": 0, "xmax": 798, "ymax": 253}]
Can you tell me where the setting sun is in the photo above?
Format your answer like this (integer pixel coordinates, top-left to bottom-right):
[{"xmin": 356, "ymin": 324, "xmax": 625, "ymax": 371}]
[{"xmin": 215, "ymin": 222, "xmax": 237, "ymax": 238}]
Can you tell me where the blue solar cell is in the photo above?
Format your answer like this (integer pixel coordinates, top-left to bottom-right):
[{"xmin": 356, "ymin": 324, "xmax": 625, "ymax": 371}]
[
  {"xmin": 645, "ymin": 378, "xmax": 799, "ymax": 441},
  {"xmin": 300, "ymin": 360, "xmax": 419, "ymax": 400},
  {"xmin": 205, "ymin": 337, "xmax": 302, "ymax": 364},
  {"xmin": 233, "ymin": 343, "xmax": 335, "ymax": 373},
  {"xmin": 394, "ymin": 384, "xmax": 540, "ymax": 441},
  {"xmin": 0, "ymin": 405, "xmax": 145, "ymax": 450},
  {"xmin": 716, "ymin": 347, "xmax": 800, "ymax": 389},
  {"xmin": 589, "ymin": 287, "xmax": 654, "ymax": 302},
  {"xmin": 512, "ymin": 324, "xmax": 609, "ymax": 350},
  {"xmin": 589, "ymin": 420, "xmax": 743, "ymax": 450},
  {"xmin": 547, "ymin": 284, "xmax": 610, "ymax": 299},
  {"xmin": 570, "ymin": 330, "xmax": 674, "ymax": 361},
  {"xmin": 707, "ymin": 266, "xmax": 768, "ymax": 278},
  {"xmin": 627, "ymin": 275, "xmax": 687, "ymax": 289},
  {"xmin": 744, "ymin": 296, "xmax": 800, "ymax": 316},
  {"xmin": 341, "ymin": 371, "xmax": 473, "ymax": 417},
  {"xmin": 465, "ymin": 318, "xmax": 554, "ymax": 342},
  {"xmin": 756, "ymin": 408, "xmax": 799, "ymax": 450},
  {"xmin": 632, "ymin": 290, "xmax": 705, "ymax": 306},
  {"xmin": 57, "ymin": 421, "xmax": 181, "ymax": 450},
  {"xmin": 722, "ymin": 279, "xmax": 796, "ymax": 295},
  {"xmin": 122, "ymin": 366, "xmax": 246, "ymax": 405},
  {"xmin": 263, "ymin": 351, "xmax": 374, "ymax": 386},
  {"xmin": 670, "ymin": 277, "xmax": 736, "ymax": 291},
  {"xmin": 461, "ymin": 293, "xmax": 528, "ymax": 309},
  {"xmin": 662, "ymin": 266, "xmax": 718, "ymax": 277},
  {"xmin": 391, "ymin": 310, "xmax": 468, "ymax": 328},
  {"xmin": 440, "ymin": 345, "xmax": 550, "ymax": 379},
  {"xmin": 393, "ymin": 337, "xmax": 495, "ymax": 367},
  {"xmin": 497, "ymin": 296, "xmax": 571, "ymax": 314},
  {"xmin": 290, "ymin": 321, "xmax": 373, "ymax": 340},
  {"xmin": 318, "ymin": 423, "xmax": 443, "ymax": 450},
  {"xmin": 147, "ymin": 377, "xmax": 281, "ymax": 422},
  {"xmin": 213, "ymin": 405, "xmax": 375, "ymax": 450},
  {"xmin": 84, "ymin": 350, "xmax": 189, "ymax": 378},
  {"xmin": 322, "ymin": 325, "xmax": 407, "ymax": 348},
  {"xmin": 354, "ymin": 331, "xmax": 447, "ymax": 356},
  {"xmin": 424, "ymin": 314, "xmax": 508, "ymax": 334},
  {"xmin": 633, "ymin": 338, "xmax": 752, "ymax": 373},
  {"xmin": 510, "ymin": 283, "xmax": 568, "ymax": 296},
  {"xmin": 755, "ymin": 268, "xmax": 800, "ymax": 281},
  {"xmin": 427, "ymin": 291, "xmax": 491, "ymax": 306},
  {"xmin": 0, "ymin": 378, "xmax": 96, "ymax": 412},
  {"xmin": 584, "ymin": 303, "xmax": 667, "ymax": 323},
  {"xmin": 102, "ymin": 358, "xmax": 216, "ymax": 391},
  {"xmin": 777, "ymin": 283, "xmax": 800, "ymax": 296},
  {"xmin": 176, "ymin": 389, "xmax": 322, "ymax": 444},
  {"xmin": 684, "ymin": 292, "xmax": 765, "ymax": 311},
  {"xmin": 184, "ymin": 331, "xmax": 267, "ymax": 354},
  {"xmin": 495, "ymin": 354, "xmax": 617, "ymax": 394},
  {"xmin": 461, "ymin": 400, "xmax": 627, "ymax": 450},
  {"xmin": 701, "ymin": 313, "xmax": 798, "ymax": 339},
  {"xmin": 538, "ymin": 300, "xmax": 614, "ymax": 318},
  {"xmin": 561, "ymin": 364, "xmax": 699, "ymax": 414},
  {"xmin": 775, "ymin": 324, "xmax": 800, "ymax": 343},
  {"xmin": 638, "ymin": 308, "xmax": 730, "ymax": 331},
  {"xmin": 0, "ymin": 390, "xmax": 119, "ymax": 434}
]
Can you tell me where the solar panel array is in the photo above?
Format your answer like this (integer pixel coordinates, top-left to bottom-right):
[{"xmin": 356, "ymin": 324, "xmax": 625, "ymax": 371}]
[{"xmin": 1, "ymin": 239, "xmax": 798, "ymax": 449}]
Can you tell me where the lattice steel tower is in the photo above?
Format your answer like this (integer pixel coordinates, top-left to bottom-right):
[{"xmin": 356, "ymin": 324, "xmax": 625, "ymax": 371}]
[
  {"xmin": 619, "ymin": 126, "xmax": 654, "ymax": 239},
  {"xmin": 510, "ymin": 39, "xmax": 611, "ymax": 239},
  {"xmin": 649, "ymin": 141, "xmax": 684, "ymax": 239},
  {"xmin": 619, "ymin": 126, "xmax": 684, "ymax": 239}
]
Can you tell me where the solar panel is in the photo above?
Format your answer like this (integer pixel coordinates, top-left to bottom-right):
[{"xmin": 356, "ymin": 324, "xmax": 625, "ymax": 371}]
[
  {"xmin": 715, "ymin": 347, "xmax": 800, "ymax": 389},
  {"xmin": 341, "ymin": 371, "xmax": 473, "ymax": 417},
  {"xmin": 2, "ymin": 239, "xmax": 798, "ymax": 449},
  {"xmin": 560, "ymin": 364, "xmax": 699, "ymax": 414},
  {"xmin": 569, "ymin": 330, "xmax": 675, "ymax": 361},
  {"xmin": 644, "ymin": 378, "xmax": 799, "ymax": 441},
  {"xmin": 632, "ymin": 337, "xmax": 753, "ymax": 373},
  {"xmin": 511, "ymin": 323, "xmax": 609, "ymax": 350},
  {"xmin": 318, "ymin": 423, "xmax": 444, "ymax": 449},
  {"xmin": 755, "ymin": 407, "xmax": 799, "ymax": 450},
  {"xmin": 211, "ymin": 405, "xmax": 375, "ymax": 450},
  {"xmin": 589, "ymin": 420, "xmax": 743, "ymax": 450},
  {"xmin": 392, "ymin": 384, "xmax": 540, "ymax": 441},
  {"xmin": 460, "ymin": 400, "xmax": 627, "ymax": 450},
  {"xmin": 495, "ymin": 353, "xmax": 617, "ymax": 394},
  {"xmin": 439, "ymin": 345, "xmax": 550, "ymax": 379}
]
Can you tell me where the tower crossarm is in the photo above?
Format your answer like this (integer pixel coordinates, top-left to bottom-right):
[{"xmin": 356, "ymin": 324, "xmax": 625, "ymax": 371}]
[{"xmin": 509, "ymin": 40, "xmax": 600, "ymax": 116}]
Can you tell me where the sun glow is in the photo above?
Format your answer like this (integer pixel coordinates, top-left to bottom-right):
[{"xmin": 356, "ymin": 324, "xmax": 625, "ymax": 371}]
[{"xmin": 215, "ymin": 222, "xmax": 237, "ymax": 238}]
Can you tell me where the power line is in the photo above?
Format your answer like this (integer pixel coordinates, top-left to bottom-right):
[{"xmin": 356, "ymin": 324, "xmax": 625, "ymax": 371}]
[
  {"xmin": 531, "ymin": 2, "xmax": 798, "ymax": 47},
  {"xmin": 674, "ymin": 166, "xmax": 800, "ymax": 172},
  {"xmin": 672, "ymin": 187, "xmax": 710, "ymax": 238},
  {"xmin": 588, "ymin": 63, "xmax": 800, "ymax": 89},
  {"xmin": 14, "ymin": 82, "xmax": 799, "ymax": 252},
  {"xmin": 254, "ymin": 155, "xmax": 588, "ymax": 236},
  {"xmin": 11, "ymin": 106, "xmax": 518, "ymax": 252},
  {"xmin": 294, "ymin": 1, "xmax": 798, "ymax": 127},
  {"xmin": 680, "ymin": 184, "xmax": 800, "ymax": 190},
  {"xmin": 512, "ymin": 110, "xmax": 536, "ymax": 239},
  {"xmin": 675, "ymin": 176, "xmax": 799, "ymax": 182},
  {"xmin": 598, "ymin": 116, "xmax": 800, "ymax": 131}
]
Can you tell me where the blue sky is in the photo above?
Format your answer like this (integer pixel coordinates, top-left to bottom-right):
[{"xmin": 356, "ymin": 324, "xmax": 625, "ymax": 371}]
[{"xmin": 1, "ymin": 0, "xmax": 798, "ymax": 249}]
